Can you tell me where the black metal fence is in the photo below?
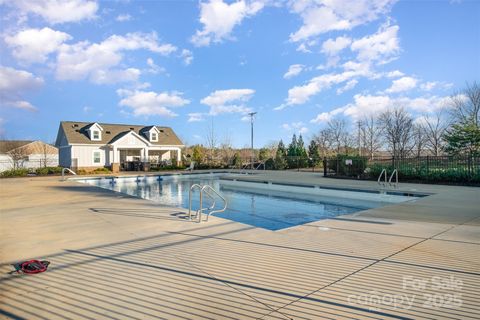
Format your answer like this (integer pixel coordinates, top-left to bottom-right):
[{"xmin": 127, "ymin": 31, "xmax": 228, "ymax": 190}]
[
  {"xmin": 324, "ymin": 155, "xmax": 480, "ymax": 183},
  {"xmin": 186, "ymin": 153, "xmax": 480, "ymax": 183}
]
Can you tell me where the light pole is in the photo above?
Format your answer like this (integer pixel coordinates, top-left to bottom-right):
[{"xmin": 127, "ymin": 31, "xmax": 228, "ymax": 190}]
[{"xmin": 248, "ymin": 112, "xmax": 257, "ymax": 169}]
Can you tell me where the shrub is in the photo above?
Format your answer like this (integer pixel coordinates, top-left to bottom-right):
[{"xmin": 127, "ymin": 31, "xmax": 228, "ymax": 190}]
[
  {"xmin": 35, "ymin": 166, "xmax": 63, "ymax": 175},
  {"xmin": 264, "ymin": 158, "xmax": 275, "ymax": 170},
  {"xmin": 1, "ymin": 168, "xmax": 29, "ymax": 177},
  {"xmin": 93, "ymin": 167, "xmax": 112, "ymax": 174}
]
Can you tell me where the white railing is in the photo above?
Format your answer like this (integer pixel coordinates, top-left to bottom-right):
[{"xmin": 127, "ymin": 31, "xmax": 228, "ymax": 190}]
[
  {"xmin": 62, "ymin": 168, "xmax": 77, "ymax": 181},
  {"xmin": 378, "ymin": 168, "xmax": 399, "ymax": 188},
  {"xmin": 188, "ymin": 184, "xmax": 227, "ymax": 222},
  {"xmin": 389, "ymin": 169, "xmax": 398, "ymax": 188},
  {"xmin": 377, "ymin": 168, "xmax": 387, "ymax": 187}
]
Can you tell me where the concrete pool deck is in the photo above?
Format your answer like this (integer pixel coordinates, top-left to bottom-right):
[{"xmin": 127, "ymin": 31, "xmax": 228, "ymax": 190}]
[{"xmin": 0, "ymin": 171, "xmax": 479, "ymax": 319}]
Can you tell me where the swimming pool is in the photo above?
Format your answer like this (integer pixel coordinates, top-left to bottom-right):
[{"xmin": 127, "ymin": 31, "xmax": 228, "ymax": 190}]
[{"xmin": 77, "ymin": 173, "xmax": 421, "ymax": 230}]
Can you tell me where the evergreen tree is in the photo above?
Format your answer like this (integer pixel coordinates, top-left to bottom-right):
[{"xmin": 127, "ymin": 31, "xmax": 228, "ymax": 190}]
[
  {"xmin": 287, "ymin": 134, "xmax": 298, "ymax": 168},
  {"xmin": 443, "ymin": 121, "xmax": 480, "ymax": 156},
  {"xmin": 274, "ymin": 140, "xmax": 287, "ymax": 170},
  {"xmin": 308, "ymin": 139, "xmax": 320, "ymax": 167},
  {"xmin": 297, "ymin": 134, "xmax": 308, "ymax": 168}
]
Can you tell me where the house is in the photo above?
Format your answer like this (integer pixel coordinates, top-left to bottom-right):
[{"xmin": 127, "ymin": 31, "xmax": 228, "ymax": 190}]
[
  {"xmin": 55, "ymin": 121, "xmax": 184, "ymax": 173},
  {"xmin": 0, "ymin": 140, "xmax": 59, "ymax": 172}
]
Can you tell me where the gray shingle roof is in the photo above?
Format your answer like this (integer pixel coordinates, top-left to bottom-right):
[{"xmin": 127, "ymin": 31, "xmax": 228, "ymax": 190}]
[{"xmin": 57, "ymin": 121, "xmax": 183, "ymax": 146}]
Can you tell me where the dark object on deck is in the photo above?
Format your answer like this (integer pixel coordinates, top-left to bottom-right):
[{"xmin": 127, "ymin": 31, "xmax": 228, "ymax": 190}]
[{"xmin": 11, "ymin": 260, "xmax": 50, "ymax": 274}]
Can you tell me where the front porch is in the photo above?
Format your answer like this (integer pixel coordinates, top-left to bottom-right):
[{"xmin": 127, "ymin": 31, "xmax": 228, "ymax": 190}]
[
  {"xmin": 113, "ymin": 148, "xmax": 181, "ymax": 172},
  {"xmin": 108, "ymin": 130, "xmax": 182, "ymax": 172}
]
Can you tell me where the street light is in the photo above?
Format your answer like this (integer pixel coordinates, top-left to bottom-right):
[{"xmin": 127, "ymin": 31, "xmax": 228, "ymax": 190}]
[{"xmin": 248, "ymin": 112, "xmax": 257, "ymax": 170}]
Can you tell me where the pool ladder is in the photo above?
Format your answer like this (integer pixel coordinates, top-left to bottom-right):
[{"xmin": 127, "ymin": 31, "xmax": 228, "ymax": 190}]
[
  {"xmin": 377, "ymin": 169, "xmax": 398, "ymax": 188},
  {"xmin": 188, "ymin": 184, "xmax": 227, "ymax": 222}
]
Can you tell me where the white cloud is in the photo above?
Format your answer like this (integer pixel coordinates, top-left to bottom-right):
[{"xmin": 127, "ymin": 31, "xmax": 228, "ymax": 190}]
[
  {"xmin": 191, "ymin": 0, "xmax": 265, "ymax": 47},
  {"xmin": 350, "ymin": 24, "xmax": 400, "ymax": 63},
  {"xmin": 385, "ymin": 70, "xmax": 404, "ymax": 78},
  {"xmin": 90, "ymin": 68, "xmax": 141, "ymax": 84},
  {"xmin": 283, "ymin": 64, "xmax": 304, "ymax": 79},
  {"xmin": 278, "ymin": 67, "xmax": 371, "ymax": 109},
  {"xmin": 146, "ymin": 58, "xmax": 165, "ymax": 74},
  {"xmin": 116, "ymin": 14, "xmax": 132, "ymax": 22},
  {"xmin": 386, "ymin": 76, "xmax": 418, "ymax": 93},
  {"xmin": 0, "ymin": 66, "xmax": 44, "ymax": 111},
  {"xmin": 201, "ymin": 88, "xmax": 254, "ymax": 115},
  {"xmin": 4, "ymin": 27, "xmax": 72, "ymax": 64},
  {"xmin": 289, "ymin": 0, "xmax": 396, "ymax": 43},
  {"xmin": 187, "ymin": 113, "xmax": 205, "ymax": 122},
  {"xmin": 282, "ymin": 121, "xmax": 309, "ymax": 134},
  {"xmin": 321, "ymin": 36, "xmax": 351, "ymax": 56},
  {"xmin": 419, "ymin": 81, "xmax": 453, "ymax": 91},
  {"xmin": 310, "ymin": 107, "xmax": 346, "ymax": 124},
  {"xmin": 55, "ymin": 32, "xmax": 177, "ymax": 83},
  {"xmin": 117, "ymin": 89, "xmax": 190, "ymax": 117},
  {"xmin": 10, "ymin": 0, "xmax": 98, "ymax": 24},
  {"xmin": 310, "ymin": 93, "xmax": 452, "ymax": 124},
  {"xmin": 336, "ymin": 79, "xmax": 358, "ymax": 94},
  {"xmin": 181, "ymin": 49, "xmax": 193, "ymax": 65}
]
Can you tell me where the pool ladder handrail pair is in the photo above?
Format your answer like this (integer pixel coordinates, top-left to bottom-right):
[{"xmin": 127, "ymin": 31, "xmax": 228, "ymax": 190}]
[
  {"xmin": 188, "ymin": 184, "xmax": 227, "ymax": 222},
  {"xmin": 377, "ymin": 169, "xmax": 398, "ymax": 188}
]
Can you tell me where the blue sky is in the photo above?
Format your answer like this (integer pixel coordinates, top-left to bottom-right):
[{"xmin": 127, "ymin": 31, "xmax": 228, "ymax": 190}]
[{"xmin": 0, "ymin": 0, "xmax": 479, "ymax": 147}]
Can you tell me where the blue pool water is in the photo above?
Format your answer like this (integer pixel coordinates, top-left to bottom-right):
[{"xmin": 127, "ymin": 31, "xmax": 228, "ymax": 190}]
[{"xmin": 78, "ymin": 173, "xmax": 414, "ymax": 230}]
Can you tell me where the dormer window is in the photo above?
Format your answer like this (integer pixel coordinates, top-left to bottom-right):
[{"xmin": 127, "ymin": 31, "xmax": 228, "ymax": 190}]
[
  {"xmin": 151, "ymin": 132, "xmax": 158, "ymax": 142},
  {"xmin": 92, "ymin": 130, "xmax": 101, "ymax": 140},
  {"xmin": 87, "ymin": 122, "xmax": 103, "ymax": 141}
]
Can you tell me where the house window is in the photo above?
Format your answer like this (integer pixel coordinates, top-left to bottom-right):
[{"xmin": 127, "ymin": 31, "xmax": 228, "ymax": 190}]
[
  {"xmin": 93, "ymin": 151, "xmax": 101, "ymax": 164},
  {"xmin": 92, "ymin": 130, "xmax": 100, "ymax": 140},
  {"xmin": 151, "ymin": 132, "xmax": 158, "ymax": 141}
]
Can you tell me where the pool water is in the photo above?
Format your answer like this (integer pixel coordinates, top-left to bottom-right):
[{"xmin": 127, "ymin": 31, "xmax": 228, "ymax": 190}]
[{"xmin": 78, "ymin": 173, "xmax": 415, "ymax": 230}]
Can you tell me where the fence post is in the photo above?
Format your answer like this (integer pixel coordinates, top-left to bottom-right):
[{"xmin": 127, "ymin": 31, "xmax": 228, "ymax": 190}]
[
  {"xmin": 323, "ymin": 157, "xmax": 327, "ymax": 177},
  {"xmin": 468, "ymin": 153, "xmax": 472, "ymax": 179},
  {"xmin": 426, "ymin": 156, "xmax": 430, "ymax": 176}
]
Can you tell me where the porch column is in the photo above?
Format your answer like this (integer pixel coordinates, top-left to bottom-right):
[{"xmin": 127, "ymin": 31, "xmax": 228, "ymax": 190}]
[
  {"xmin": 143, "ymin": 148, "xmax": 149, "ymax": 162},
  {"xmin": 112, "ymin": 146, "xmax": 117, "ymax": 163},
  {"xmin": 111, "ymin": 146, "xmax": 120, "ymax": 173},
  {"xmin": 176, "ymin": 148, "xmax": 181, "ymax": 165}
]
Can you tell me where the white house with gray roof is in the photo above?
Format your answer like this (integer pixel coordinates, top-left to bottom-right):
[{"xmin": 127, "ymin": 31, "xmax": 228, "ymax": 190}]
[{"xmin": 55, "ymin": 121, "xmax": 184, "ymax": 172}]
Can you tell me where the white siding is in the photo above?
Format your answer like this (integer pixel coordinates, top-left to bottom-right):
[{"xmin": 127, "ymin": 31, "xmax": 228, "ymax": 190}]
[
  {"xmin": 71, "ymin": 145, "xmax": 110, "ymax": 167},
  {"xmin": 0, "ymin": 154, "xmax": 59, "ymax": 172}
]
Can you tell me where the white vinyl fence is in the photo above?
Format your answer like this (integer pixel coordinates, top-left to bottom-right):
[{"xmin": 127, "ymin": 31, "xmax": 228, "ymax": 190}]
[{"xmin": 0, "ymin": 154, "xmax": 59, "ymax": 172}]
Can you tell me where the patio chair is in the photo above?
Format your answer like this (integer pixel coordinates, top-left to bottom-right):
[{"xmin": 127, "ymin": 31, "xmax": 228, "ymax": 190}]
[{"xmin": 185, "ymin": 161, "xmax": 195, "ymax": 171}]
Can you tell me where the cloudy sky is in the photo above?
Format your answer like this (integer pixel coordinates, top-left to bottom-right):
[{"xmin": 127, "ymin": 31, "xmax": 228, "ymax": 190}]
[{"xmin": 0, "ymin": 0, "xmax": 479, "ymax": 147}]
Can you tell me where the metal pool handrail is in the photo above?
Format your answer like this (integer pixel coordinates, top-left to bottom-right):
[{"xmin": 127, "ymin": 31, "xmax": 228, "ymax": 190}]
[
  {"xmin": 62, "ymin": 168, "xmax": 77, "ymax": 181},
  {"xmin": 377, "ymin": 169, "xmax": 387, "ymax": 187},
  {"xmin": 389, "ymin": 169, "xmax": 398, "ymax": 188},
  {"xmin": 201, "ymin": 185, "xmax": 227, "ymax": 222},
  {"xmin": 188, "ymin": 184, "xmax": 227, "ymax": 222}
]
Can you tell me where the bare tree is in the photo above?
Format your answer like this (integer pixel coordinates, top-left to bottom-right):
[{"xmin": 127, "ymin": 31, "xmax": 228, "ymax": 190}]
[
  {"xmin": 327, "ymin": 118, "xmax": 348, "ymax": 154},
  {"xmin": 39, "ymin": 141, "xmax": 56, "ymax": 168},
  {"xmin": 219, "ymin": 132, "xmax": 235, "ymax": 166},
  {"xmin": 412, "ymin": 124, "xmax": 427, "ymax": 157},
  {"xmin": 378, "ymin": 107, "xmax": 414, "ymax": 158},
  {"xmin": 4, "ymin": 141, "xmax": 29, "ymax": 170},
  {"xmin": 313, "ymin": 129, "xmax": 334, "ymax": 157},
  {"xmin": 204, "ymin": 119, "xmax": 218, "ymax": 164},
  {"xmin": 361, "ymin": 116, "xmax": 383, "ymax": 159},
  {"xmin": 450, "ymin": 81, "xmax": 480, "ymax": 126},
  {"xmin": 420, "ymin": 110, "xmax": 449, "ymax": 156}
]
